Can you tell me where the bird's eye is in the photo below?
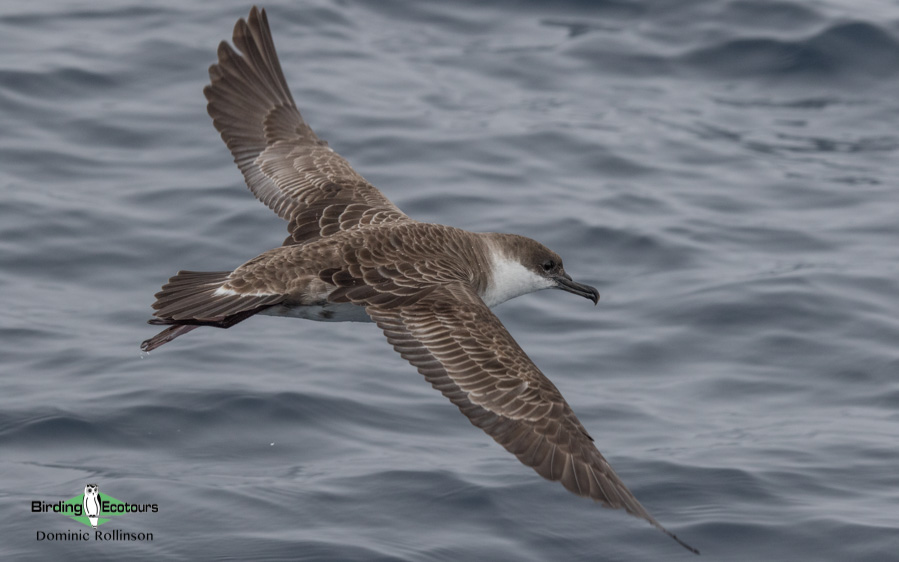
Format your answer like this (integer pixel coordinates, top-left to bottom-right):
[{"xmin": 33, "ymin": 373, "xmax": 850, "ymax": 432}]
[{"xmin": 542, "ymin": 260, "xmax": 555, "ymax": 272}]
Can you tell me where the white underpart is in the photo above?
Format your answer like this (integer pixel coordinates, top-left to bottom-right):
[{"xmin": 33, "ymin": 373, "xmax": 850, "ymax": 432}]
[
  {"xmin": 214, "ymin": 285, "xmax": 370, "ymax": 322},
  {"xmin": 213, "ymin": 286, "xmax": 274, "ymax": 297},
  {"xmin": 481, "ymin": 250, "xmax": 555, "ymax": 308},
  {"xmin": 261, "ymin": 302, "xmax": 371, "ymax": 322}
]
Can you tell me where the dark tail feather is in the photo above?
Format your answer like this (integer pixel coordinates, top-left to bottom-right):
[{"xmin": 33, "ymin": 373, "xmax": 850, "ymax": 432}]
[
  {"xmin": 141, "ymin": 325, "xmax": 199, "ymax": 352},
  {"xmin": 141, "ymin": 269, "xmax": 284, "ymax": 351}
]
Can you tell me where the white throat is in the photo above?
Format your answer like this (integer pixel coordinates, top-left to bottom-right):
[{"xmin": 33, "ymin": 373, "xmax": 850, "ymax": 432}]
[{"xmin": 481, "ymin": 249, "xmax": 555, "ymax": 308}]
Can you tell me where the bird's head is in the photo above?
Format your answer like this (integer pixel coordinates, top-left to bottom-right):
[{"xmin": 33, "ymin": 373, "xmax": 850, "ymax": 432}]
[{"xmin": 483, "ymin": 234, "xmax": 599, "ymax": 307}]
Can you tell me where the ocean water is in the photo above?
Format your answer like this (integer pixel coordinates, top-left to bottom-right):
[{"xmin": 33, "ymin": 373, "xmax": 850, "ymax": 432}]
[{"xmin": 2, "ymin": 0, "xmax": 898, "ymax": 560}]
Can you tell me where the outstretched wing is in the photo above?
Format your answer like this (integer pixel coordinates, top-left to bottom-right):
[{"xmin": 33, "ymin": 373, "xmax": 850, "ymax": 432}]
[
  {"xmin": 204, "ymin": 7, "xmax": 409, "ymax": 245},
  {"xmin": 365, "ymin": 283, "xmax": 697, "ymax": 553}
]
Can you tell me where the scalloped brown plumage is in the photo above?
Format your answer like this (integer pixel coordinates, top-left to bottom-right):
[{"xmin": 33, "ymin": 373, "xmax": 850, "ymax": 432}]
[{"xmin": 141, "ymin": 6, "xmax": 697, "ymax": 554}]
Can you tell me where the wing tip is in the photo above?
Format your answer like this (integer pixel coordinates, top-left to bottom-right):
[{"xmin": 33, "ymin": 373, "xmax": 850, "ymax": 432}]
[
  {"xmin": 640, "ymin": 506, "xmax": 699, "ymax": 554},
  {"xmin": 661, "ymin": 527, "xmax": 700, "ymax": 555},
  {"xmin": 140, "ymin": 324, "xmax": 199, "ymax": 352}
]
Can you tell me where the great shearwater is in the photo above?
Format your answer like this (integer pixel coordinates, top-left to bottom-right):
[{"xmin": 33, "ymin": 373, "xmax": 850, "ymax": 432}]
[{"xmin": 142, "ymin": 7, "xmax": 696, "ymax": 554}]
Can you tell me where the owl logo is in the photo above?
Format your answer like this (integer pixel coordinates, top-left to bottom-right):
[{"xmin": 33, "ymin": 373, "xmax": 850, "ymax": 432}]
[{"xmin": 83, "ymin": 484, "xmax": 101, "ymax": 528}]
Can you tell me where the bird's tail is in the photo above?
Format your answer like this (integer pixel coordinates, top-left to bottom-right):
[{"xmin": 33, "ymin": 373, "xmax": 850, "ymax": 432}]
[{"xmin": 141, "ymin": 270, "xmax": 283, "ymax": 351}]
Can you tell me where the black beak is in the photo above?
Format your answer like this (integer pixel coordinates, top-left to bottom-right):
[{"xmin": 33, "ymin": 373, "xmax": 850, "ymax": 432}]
[{"xmin": 555, "ymin": 273, "xmax": 599, "ymax": 305}]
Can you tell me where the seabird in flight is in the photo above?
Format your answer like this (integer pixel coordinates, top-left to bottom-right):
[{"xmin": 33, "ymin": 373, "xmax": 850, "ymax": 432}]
[{"xmin": 141, "ymin": 7, "xmax": 696, "ymax": 554}]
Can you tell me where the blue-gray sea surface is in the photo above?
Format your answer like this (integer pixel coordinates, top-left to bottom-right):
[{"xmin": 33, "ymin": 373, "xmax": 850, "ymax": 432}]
[{"xmin": 2, "ymin": 1, "xmax": 898, "ymax": 560}]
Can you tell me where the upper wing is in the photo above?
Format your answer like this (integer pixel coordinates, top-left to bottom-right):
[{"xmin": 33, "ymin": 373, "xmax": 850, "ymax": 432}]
[
  {"xmin": 204, "ymin": 7, "xmax": 409, "ymax": 245},
  {"xmin": 365, "ymin": 283, "xmax": 697, "ymax": 553}
]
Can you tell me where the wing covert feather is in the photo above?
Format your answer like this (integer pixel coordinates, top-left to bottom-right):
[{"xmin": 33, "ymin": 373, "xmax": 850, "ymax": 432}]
[
  {"xmin": 365, "ymin": 284, "xmax": 695, "ymax": 552},
  {"xmin": 203, "ymin": 7, "xmax": 408, "ymax": 244}
]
